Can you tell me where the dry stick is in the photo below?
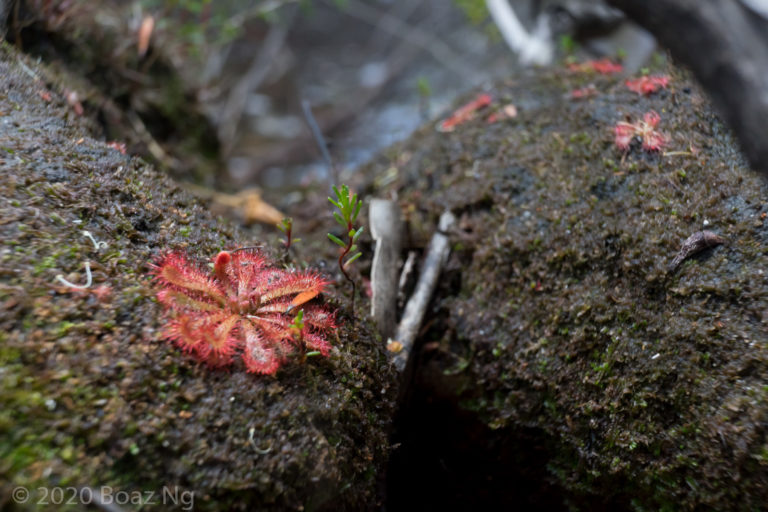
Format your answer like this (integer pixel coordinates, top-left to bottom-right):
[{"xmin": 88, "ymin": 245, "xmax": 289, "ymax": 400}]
[
  {"xmin": 239, "ymin": 15, "xmax": 428, "ymax": 180},
  {"xmin": 369, "ymin": 199, "xmax": 402, "ymax": 340},
  {"xmin": 362, "ymin": 0, "xmax": 421, "ymax": 53},
  {"xmin": 217, "ymin": 18, "xmax": 292, "ymax": 156},
  {"xmin": 485, "ymin": 0, "xmax": 554, "ymax": 65},
  {"xmin": 301, "ymin": 99, "xmax": 337, "ymax": 186},
  {"xmin": 391, "ymin": 210, "xmax": 456, "ymax": 372},
  {"xmin": 126, "ymin": 110, "xmax": 180, "ymax": 170},
  {"xmin": 335, "ymin": 0, "xmax": 485, "ymax": 81}
]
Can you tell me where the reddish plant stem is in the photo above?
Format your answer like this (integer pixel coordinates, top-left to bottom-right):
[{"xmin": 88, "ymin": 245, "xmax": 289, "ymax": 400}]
[{"xmin": 338, "ymin": 221, "xmax": 357, "ymax": 314}]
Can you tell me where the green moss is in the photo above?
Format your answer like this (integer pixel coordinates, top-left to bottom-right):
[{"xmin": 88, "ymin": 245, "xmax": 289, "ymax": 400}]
[
  {"xmin": 0, "ymin": 43, "xmax": 396, "ymax": 511},
  {"xmin": 366, "ymin": 62, "xmax": 768, "ymax": 508}
]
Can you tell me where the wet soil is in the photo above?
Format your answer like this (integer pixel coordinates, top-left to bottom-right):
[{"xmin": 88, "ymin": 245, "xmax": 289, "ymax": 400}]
[{"xmin": 0, "ymin": 43, "xmax": 396, "ymax": 511}]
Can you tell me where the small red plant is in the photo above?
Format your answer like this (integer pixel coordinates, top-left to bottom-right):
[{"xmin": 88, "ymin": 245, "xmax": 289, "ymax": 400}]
[
  {"xmin": 106, "ymin": 141, "xmax": 127, "ymax": 154},
  {"xmin": 614, "ymin": 110, "xmax": 667, "ymax": 152},
  {"xmin": 567, "ymin": 58, "xmax": 623, "ymax": 75},
  {"xmin": 571, "ymin": 84, "xmax": 598, "ymax": 99},
  {"xmin": 438, "ymin": 93, "xmax": 492, "ymax": 132},
  {"xmin": 625, "ymin": 75, "xmax": 670, "ymax": 96},
  {"xmin": 152, "ymin": 249, "xmax": 336, "ymax": 375}
]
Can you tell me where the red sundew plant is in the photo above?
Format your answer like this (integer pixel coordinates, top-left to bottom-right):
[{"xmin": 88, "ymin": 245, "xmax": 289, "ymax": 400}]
[
  {"xmin": 106, "ymin": 141, "xmax": 127, "ymax": 154},
  {"xmin": 151, "ymin": 249, "xmax": 336, "ymax": 375},
  {"xmin": 437, "ymin": 93, "xmax": 492, "ymax": 132},
  {"xmin": 567, "ymin": 58, "xmax": 623, "ymax": 74},
  {"xmin": 571, "ymin": 85, "xmax": 598, "ymax": 99},
  {"xmin": 625, "ymin": 75, "xmax": 670, "ymax": 96},
  {"xmin": 614, "ymin": 110, "xmax": 667, "ymax": 152}
]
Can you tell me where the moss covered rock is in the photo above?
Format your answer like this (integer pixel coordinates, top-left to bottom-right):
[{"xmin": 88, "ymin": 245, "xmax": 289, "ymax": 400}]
[
  {"xmin": 0, "ymin": 43, "xmax": 396, "ymax": 511},
  {"xmin": 373, "ymin": 64, "xmax": 768, "ymax": 510}
]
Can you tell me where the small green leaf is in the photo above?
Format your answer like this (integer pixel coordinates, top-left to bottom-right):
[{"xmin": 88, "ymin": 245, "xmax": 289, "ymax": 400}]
[
  {"xmin": 328, "ymin": 197, "xmax": 342, "ymax": 210},
  {"xmin": 353, "ymin": 199, "xmax": 361, "ymax": 221},
  {"xmin": 352, "ymin": 227, "xmax": 363, "ymax": 240},
  {"xmin": 334, "ymin": 212, "xmax": 346, "ymax": 228},
  {"xmin": 328, "ymin": 233, "xmax": 346, "ymax": 247},
  {"xmin": 338, "ymin": 185, "xmax": 349, "ymax": 208},
  {"xmin": 305, "ymin": 351, "xmax": 322, "ymax": 357},
  {"xmin": 345, "ymin": 252, "xmax": 362, "ymax": 265},
  {"xmin": 290, "ymin": 309, "xmax": 304, "ymax": 331}
]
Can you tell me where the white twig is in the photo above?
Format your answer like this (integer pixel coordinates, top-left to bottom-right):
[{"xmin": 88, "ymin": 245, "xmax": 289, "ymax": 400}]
[
  {"xmin": 369, "ymin": 199, "xmax": 402, "ymax": 340},
  {"xmin": 16, "ymin": 57, "xmax": 40, "ymax": 81},
  {"xmin": 742, "ymin": 0, "xmax": 768, "ymax": 20},
  {"xmin": 55, "ymin": 261, "xmax": 92, "ymax": 289},
  {"xmin": 82, "ymin": 230, "xmax": 108, "ymax": 251},
  {"xmin": 248, "ymin": 427, "xmax": 273, "ymax": 455},
  {"xmin": 390, "ymin": 211, "xmax": 455, "ymax": 372},
  {"xmin": 485, "ymin": 0, "xmax": 554, "ymax": 65}
]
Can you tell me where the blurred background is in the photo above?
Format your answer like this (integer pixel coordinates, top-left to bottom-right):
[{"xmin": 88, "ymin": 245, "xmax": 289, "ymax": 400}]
[{"xmin": 6, "ymin": 0, "xmax": 650, "ymax": 222}]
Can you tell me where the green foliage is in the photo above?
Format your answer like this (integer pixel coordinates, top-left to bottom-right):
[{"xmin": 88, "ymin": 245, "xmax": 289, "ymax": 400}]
[
  {"xmin": 560, "ymin": 34, "xmax": 577, "ymax": 55},
  {"xmin": 277, "ymin": 217, "xmax": 300, "ymax": 249},
  {"xmin": 328, "ymin": 184, "xmax": 363, "ymax": 270},
  {"xmin": 417, "ymin": 77, "xmax": 432, "ymax": 98},
  {"xmin": 453, "ymin": 0, "xmax": 489, "ymax": 25},
  {"xmin": 328, "ymin": 184, "xmax": 363, "ymax": 311},
  {"xmin": 138, "ymin": 0, "xmax": 286, "ymax": 58},
  {"xmin": 289, "ymin": 309, "xmax": 305, "ymax": 333}
]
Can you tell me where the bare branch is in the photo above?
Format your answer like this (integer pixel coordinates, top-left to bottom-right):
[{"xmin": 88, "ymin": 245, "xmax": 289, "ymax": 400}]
[
  {"xmin": 391, "ymin": 210, "xmax": 455, "ymax": 372},
  {"xmin": 485, "ymin": 0, "xmax": 554, "ymax": 65},
  {"xmin": 369, "ymin": 199, "xmax": 402, "ymax": 340},
  {"xmin": 217, "ymin": 14, "xmax": 293, "ymax": 155},
  {"xmin": 333, "ymin": 0, "xmax": 486, "ymax": 82},
  {"xmin": 302, "ymin": 99, "xmax": 337, "ymax": 186}
]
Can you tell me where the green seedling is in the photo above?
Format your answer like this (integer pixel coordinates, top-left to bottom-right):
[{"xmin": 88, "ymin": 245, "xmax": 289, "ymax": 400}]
[
  {"xmin": 328, "ymin": 184, "xmax": 363, "ymax": 311},
  {"xmin": 277, "ymin": 217, "xmax": 300, "ymax": 252}
]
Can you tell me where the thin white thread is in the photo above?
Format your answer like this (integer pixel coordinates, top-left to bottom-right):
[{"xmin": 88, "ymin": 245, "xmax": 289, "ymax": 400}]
[{"xmin": 55, "ymin": 261, "xmax": 92, "ymax": 289}]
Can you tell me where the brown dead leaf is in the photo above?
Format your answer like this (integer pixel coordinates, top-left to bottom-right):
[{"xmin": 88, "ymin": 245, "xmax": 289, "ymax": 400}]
[{"xmin": 213, "ymin": 188, "xmax": 284, "ymax": 226}]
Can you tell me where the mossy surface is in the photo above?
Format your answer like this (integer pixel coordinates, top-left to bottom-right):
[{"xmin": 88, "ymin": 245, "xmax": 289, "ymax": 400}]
[
  {"xmin": 0, "ymin": 43, "xmax": 396, "ymax": 511},
  {"xmin": 13, "ymin": 0, "xmax": 220, "ymax": 183},
  {"xmin": 369, "ymin": 63, "xmax": 768, "ymax": 509}
]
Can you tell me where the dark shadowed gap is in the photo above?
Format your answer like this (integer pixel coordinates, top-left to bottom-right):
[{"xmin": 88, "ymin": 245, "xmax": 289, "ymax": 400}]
[{"xmin": 385, "ymin": 351, "xmax": 571, "ymax": 511}]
